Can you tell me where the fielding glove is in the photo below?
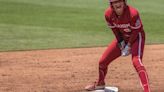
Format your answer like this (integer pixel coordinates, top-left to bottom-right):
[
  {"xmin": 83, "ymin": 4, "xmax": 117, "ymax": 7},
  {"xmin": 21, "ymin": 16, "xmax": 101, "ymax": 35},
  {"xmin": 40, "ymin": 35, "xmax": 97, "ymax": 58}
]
[
  {"xmin": 118, "ymin": 40, "xmax": 125, "ymax": 50},
  {"xmin": 121, "ymin": 45, "xmax": 131, "ymax": 56}
]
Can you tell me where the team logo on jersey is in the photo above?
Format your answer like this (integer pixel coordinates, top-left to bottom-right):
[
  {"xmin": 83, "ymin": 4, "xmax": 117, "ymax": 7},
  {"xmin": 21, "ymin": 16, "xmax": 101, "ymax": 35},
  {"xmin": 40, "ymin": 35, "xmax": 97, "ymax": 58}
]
[
  {"xmin": 113, "ymin": 23, "xmax": 130, "ymax": 28},
  {"xmin": 107, "ymin": 22, "xmax": 115, "ymax": 28}
]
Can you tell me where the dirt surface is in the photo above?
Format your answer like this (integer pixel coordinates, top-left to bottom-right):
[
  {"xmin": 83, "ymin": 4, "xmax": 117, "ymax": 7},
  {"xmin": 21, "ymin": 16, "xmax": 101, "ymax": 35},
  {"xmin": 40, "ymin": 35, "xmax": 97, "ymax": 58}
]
[{"xmin": 0, "ymin": 44, "xmax": 164, "ymax": 92}]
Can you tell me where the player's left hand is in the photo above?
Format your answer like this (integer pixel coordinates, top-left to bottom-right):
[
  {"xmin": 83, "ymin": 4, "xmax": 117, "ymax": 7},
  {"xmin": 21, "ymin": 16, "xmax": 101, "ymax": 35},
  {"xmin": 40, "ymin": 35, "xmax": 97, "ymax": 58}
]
[{"xmin": 121, "ymin": 45, "xmax": 131, "ymax": 56}]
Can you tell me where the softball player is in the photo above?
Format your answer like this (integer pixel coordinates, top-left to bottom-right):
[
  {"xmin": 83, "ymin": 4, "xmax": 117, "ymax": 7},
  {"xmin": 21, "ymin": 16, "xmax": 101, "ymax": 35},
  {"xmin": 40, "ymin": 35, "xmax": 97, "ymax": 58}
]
[{"xmin": 85, "ymin": 0, "xmax": 150, "ymax": 92}]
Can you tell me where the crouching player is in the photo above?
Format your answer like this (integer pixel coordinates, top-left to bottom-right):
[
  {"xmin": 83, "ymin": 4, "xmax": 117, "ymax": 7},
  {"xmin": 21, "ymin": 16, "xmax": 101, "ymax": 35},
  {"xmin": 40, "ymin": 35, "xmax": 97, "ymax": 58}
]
[{"xmin": 85, "ymin": 0, "xmax": 150, "ymax": 92}]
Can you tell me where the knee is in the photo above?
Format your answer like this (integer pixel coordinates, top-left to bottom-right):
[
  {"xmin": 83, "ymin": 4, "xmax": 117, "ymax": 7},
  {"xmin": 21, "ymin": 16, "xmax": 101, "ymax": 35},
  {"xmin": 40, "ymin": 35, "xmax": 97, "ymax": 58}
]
[
  {"xmin": 99, "ymin": 58, "xmax": 108, "ymax": 69},
  {"xmin": 99, "ymin": 60, "xmax": 106, "ymax": 69},
  {"xmin": 135, "ymin": 65, "xmax": 146, "ymax": 73},
  {"xmin": 132, "ymin": 56, "xmax": 144, "ymax": 71}
]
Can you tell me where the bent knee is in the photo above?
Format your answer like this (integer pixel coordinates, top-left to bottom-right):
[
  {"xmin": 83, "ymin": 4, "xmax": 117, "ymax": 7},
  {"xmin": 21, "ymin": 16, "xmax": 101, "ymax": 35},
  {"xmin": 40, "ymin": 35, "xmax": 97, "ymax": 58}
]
[{"xmin": 132, "ymin": 56, "xmax": 144, "ymax": 70}]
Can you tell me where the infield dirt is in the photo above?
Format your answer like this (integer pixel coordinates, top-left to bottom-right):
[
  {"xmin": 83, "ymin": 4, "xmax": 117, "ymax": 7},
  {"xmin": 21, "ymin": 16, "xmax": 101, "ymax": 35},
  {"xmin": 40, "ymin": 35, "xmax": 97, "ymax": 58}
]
[{"xmin": 0, "ymin": 44, "xmax": 164, "ymax": 92}]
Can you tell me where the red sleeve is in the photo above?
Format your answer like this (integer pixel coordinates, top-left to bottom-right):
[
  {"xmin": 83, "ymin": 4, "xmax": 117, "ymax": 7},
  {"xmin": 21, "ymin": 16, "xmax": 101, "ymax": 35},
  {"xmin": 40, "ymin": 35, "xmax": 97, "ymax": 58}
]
[
  {"xmin": 128, "ymin": 11, "xmax": 143, "ymax": 45},
  {"xmin": 104, "ymin": 9, "xmax": 123, "ymax": 43}
]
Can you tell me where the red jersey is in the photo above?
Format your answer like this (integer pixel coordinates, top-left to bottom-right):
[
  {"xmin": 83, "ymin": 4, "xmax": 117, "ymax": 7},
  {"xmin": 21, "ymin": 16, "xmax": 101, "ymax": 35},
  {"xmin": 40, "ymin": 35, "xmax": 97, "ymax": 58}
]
[{"xmin": 105, "ymin": 5, "xmax": 145, "ymax": 45}]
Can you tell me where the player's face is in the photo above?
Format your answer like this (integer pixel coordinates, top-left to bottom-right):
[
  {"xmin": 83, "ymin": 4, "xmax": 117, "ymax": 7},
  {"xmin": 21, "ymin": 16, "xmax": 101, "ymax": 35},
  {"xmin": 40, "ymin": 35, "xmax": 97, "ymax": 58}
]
[{"xmin": 111, "ymin": 0, "xmax": 125, "ymax": 16}]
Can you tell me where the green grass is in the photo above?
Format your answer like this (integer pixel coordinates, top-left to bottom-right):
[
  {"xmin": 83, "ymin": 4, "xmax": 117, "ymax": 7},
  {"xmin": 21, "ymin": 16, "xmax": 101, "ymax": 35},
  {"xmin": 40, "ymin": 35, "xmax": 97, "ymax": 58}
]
[
  {"xmin": 0, "ymin": 0, "xmax": 163, "ymax": 51},
  {"xmin": 129, "ymin": 0, "xmax": 164, "ymax": 44}
]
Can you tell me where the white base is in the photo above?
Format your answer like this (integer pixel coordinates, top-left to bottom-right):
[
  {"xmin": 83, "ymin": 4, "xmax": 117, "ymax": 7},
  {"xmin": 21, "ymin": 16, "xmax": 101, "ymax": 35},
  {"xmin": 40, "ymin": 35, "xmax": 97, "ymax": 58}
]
[{"xmin": 92, "ymin": 86, "xmax": 118, "ymax": 92}]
